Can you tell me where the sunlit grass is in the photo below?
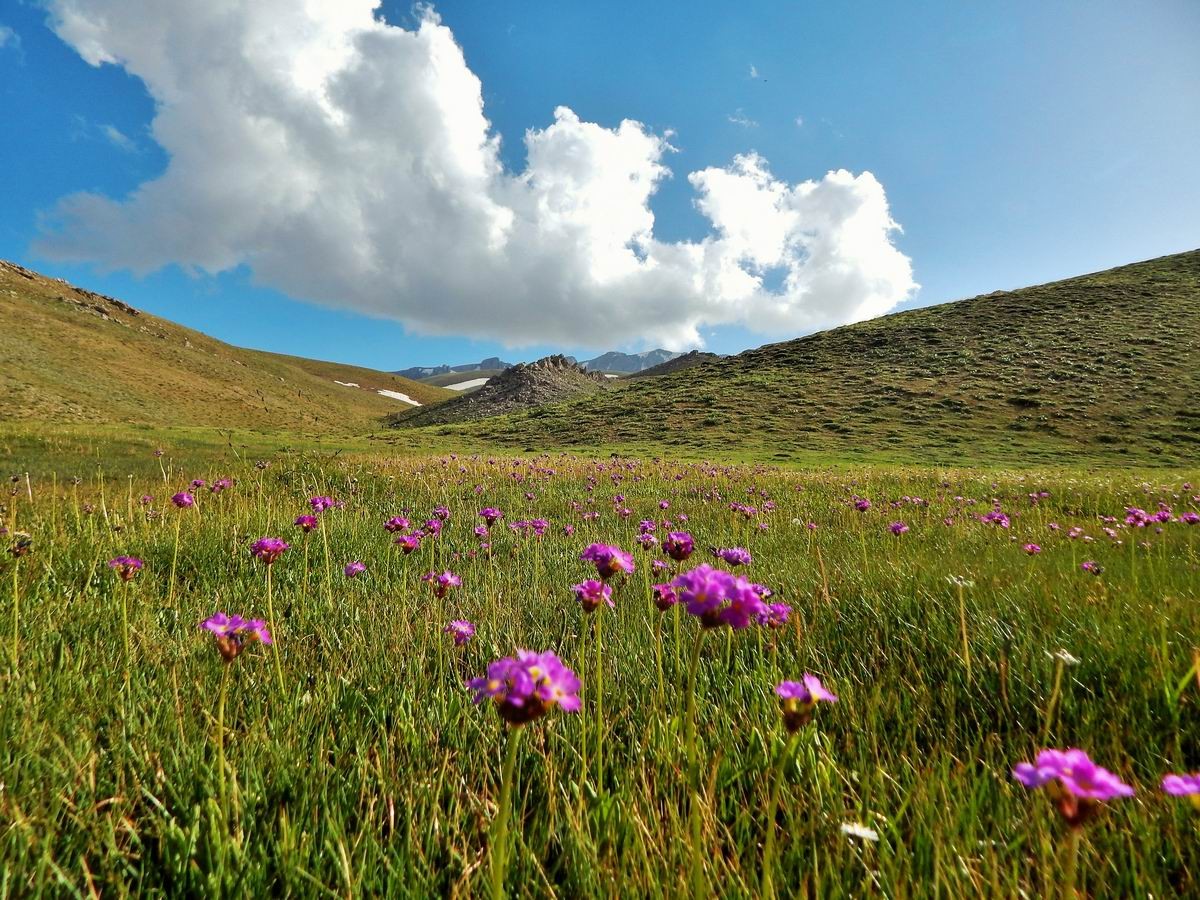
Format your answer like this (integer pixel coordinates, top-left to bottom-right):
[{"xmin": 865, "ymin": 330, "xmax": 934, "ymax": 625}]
[{"xmin": 1, "ymin": 443, "xmax": 1198, "ymax": 896}]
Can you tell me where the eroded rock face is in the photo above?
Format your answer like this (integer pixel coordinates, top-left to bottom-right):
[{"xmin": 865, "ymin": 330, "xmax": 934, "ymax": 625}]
[{"xmin": 391, "ymin": 354, "xmax": 610, "ymax": 427}]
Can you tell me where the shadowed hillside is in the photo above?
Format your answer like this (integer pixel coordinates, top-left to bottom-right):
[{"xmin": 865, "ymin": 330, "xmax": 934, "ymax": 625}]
[
  {"xmin": 0, "ymin": 260, "xmax": 452, "ymax": 432},
  {"xmin": 626, "ymin": 350, "xmax": 721, "ymax": 380},
  {"xmin": 417, "ymin": 251, "xmax": 1200, "ymax": 465}
]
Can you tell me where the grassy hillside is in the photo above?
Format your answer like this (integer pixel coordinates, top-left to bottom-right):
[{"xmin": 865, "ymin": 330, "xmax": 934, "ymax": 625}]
[
  {"xmin": 0, "ymin": 260, "xmax": 451, "ymax": 432},
  {"xmin": 412, "ymin": 250, "xmax": 1200, "ymax": 466},
  {"xmin": 419, "ymin": 368, "xmax": 506, "ymax": 388}
]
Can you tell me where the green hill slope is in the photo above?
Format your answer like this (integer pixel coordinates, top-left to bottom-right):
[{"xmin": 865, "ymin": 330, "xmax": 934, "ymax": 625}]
[
  {"xmin": 419, "ymin": 369, "xmax": 506, "ymax": 388},
  {"xmin": 0, "ymin": 260, "xmax": 451, "ymax": 432},
  {"xmin": 419, "ymin": 250, "xmax": 1200, "ymax": 465}
]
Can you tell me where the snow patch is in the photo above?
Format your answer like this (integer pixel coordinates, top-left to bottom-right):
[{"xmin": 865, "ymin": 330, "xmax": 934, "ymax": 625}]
[
  {"xmin": 377, "ymin": 389, "xmax": 421, "ymax": 406},
  {"xmin": 333, "ymin": 380, "xmax": 360, "ymax": 387},
  {"xmin": 445, "ymin": 377, "xmax": 490, "ymax": 391}
]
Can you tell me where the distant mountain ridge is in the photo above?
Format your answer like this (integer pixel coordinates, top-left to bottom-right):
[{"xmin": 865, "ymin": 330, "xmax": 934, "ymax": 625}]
[
  {"xmin": 581, "ymin": 349, "xmax": 682, "ymax": 373},
  {"xmin": 395, "ymin": 349, "xmax": 682, "ymax": 380},
  {"xmin": 393, "ymin": 356, "xmax": 513, "ymax": 380}
]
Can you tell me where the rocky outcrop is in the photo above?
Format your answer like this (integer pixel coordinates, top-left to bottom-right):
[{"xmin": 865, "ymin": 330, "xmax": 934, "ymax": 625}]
[{"xmin": 390, "ymin": 354, "xmax": 609, "ymax": 427}]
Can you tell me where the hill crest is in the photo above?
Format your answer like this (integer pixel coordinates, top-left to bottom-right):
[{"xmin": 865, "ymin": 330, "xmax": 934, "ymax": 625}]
[
  {"xmin": 417, "ymin": 250, "xmax": 1200, "ymax": 466},
  {"xmin": 0, "ymin": 259, "xmax": 452, "ymax": 432}
]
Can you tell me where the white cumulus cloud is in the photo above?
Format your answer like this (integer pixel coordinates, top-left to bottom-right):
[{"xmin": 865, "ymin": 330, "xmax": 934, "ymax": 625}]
[{"xmin": 36, "ymin": 0, "xmax": 916, "ymax": 350}]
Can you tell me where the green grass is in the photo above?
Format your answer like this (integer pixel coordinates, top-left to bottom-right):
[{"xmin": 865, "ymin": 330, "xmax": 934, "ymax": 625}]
[
  {"xmin": 411, "ymin": 250, "xmax": 1200, "ymax": 467},
  {"xmin": 1, "ymin": 432, "xmax": 1198, "ymax": 896},
  {"xmin": 0, "ymin": 260, "xmax": 453, "ymax": 433}
]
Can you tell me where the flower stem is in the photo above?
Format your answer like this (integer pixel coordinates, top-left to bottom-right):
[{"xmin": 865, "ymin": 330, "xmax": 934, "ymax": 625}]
[
  {"xmin": 1061, "ymin": 825, "xmax": 1082, "ymax": 900},
  {"xmin": 216, "ymin": 663, "xmax": 230, "ymax": 822},
  {"xmin": 957, "ymin": 582, "xmax": 972, "ymax": 684},
  {"xmin": 167, "ymin": 514, "xmax": 182, "ymax": 609},
  {"xmin": 655, "ymin": 612, "xmax": 664, "ymax": 703},
  {"xmin": 265, "ymin": 565, "xmax": 285, "ymax": 695},
  {"xmin": 490, "ymin": 726, "xmax": 524, "ymax": 900},
  {"xmin": 683, "ymin": 629, "xmax": 706, "ymax": 778},
  {"xmin": 10, "ymin": 557, "xmax": 19, "ymax": 672},
  {"xmin": 120, "ymin": 578, "xmax": 132, "ymax": 691},
  {"xmin": 684, "ymin": 628, "xmax": 707, "ymax": 896},
  {"xmin": 594, "ymin": 609, "xmax": 604, "ymax": 791},
  {"xmin": 761, "ymin": 729, "xmax": 800, "ymax": 899},
  {"xmin": 320, "ymin": 519, "xmax": 333, "ymax": 610},
  {"xmin": 1041, "ymin": 655, "xmax": 1066, "ymax": 746}
]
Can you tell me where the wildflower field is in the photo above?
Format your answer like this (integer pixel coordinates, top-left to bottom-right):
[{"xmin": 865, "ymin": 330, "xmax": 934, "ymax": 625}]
[{"xmin": 2, "ymin": 442, "xmax": 1199, "ymax": 897}]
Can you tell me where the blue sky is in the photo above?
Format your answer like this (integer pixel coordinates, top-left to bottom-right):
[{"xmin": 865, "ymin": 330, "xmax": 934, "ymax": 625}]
[{"xmin": 1, "ymin": 1, "xmax": 1198, "ymax": 370}]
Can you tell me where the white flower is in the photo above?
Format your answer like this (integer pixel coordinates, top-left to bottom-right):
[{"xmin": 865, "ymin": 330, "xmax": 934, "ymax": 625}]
[
  {"xmin": 1047, "ymin": 649, "xmax": 1080, "ymax": 666},
  {"xmin": 840, "ymin": 822, "xmax": 879, "ymax": 842},
  {"xmin": 946, "ymin": 575, "xmax": 974, "ymax": 588}
]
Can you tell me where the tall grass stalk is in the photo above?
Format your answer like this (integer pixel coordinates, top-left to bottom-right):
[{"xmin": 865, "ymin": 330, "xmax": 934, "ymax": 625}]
[{"xmin": 490, "ymin": 726, "xmax": 524, "ymax": 900}]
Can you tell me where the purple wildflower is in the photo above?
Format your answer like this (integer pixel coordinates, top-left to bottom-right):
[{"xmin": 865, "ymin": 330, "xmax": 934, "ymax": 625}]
[
  {"xmin": 580, "ymin": 543, "xmax": 635, "ymax": 580},
  {"xmin": 776, "ymin": 675, "xmax": 837, "ymax": 732},
  {"xmin": 344, "ymin": 561, "xmax": 366, "ymax": 578},
  {"xmin": 468, "ymin": 650, "xmax": 581, "ymax": 725},
  {"xmin": 712, "ymin": 546, "xmax": 752, "ymax": 567},
  {"xmin": 294, "ymin": 514, "xmax": 319, "ymax": 533},
  {"xmin": 670, "ymin": 564, "xmax": 768, "ymax": 630},
  {"xmin": 309, "ymin": 495, "xmax": 343, "ymax": 513},
  {"xmin": 571, "ymin": 579, "xmax": 614, "ymax": 613},
  {"xmin": 758, "ymin": 602, "xmax": 791, "ymax": 628},
  {"xmin": 107, "ymin": 556, "xmax": 144, "ymax": 582},
  {"xmin": 1012, "ymin": 748, "xmax": 1134, "ymax": 826},
  {"xmin": 1023, "ymin": 543, "xmax": 1042, "ymax": 555},
  {"xmin": 445, "ymin": 620, "xmax": 476, "ymax": 646},
  {"xmin": 394, "ymin": 533, "xmax": 421, "ymax": 554},
  {"xmin": 1162, "ymin": 773, "xmax": 1200, "ymax": 805},
  {"xmin": 200, "ymin": 611, "xmax": 273, "ymax": 662},
  {"xmin": 422, "ymin": 570, "xmax": 462, "ymax": 598},
  {"xmin": 384, "ymin": 516, "xmax": 410, "ymax": 533},
  {"xmin": 250, "ymin": 537, "xmax": 289, "ymax": 564},
  {"xmin": 888, "ymin": 521, "xmax": 909, "ymax": 536},
  {"xmin": 652, "ymin": 583, "xmax": 678, "ymax": 611},
  {"xmin": 171, "ymin": 491, "xmax": 195, "ymax": 509},
  {"xmin": 480, "ymin": 507, "xmax": 503, "ymax": 527},
  {"xmin": 662, "ymin": 531, "xmax": 695, "ymax": 562}
]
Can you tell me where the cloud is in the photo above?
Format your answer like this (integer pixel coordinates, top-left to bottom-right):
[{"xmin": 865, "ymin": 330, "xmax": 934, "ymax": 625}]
[
  {"xmin": 0, "ymin": 24, "xmax": 20, "ymax": 52},
  {"xmin": 794, "ymin": 116, "xmax": 804, "ymax": 128},
  {"xmin": 726, "ymin": 109, "xmax": 758, "ymax": 128},
  {"xmin": 36, "ymin": 1, "xmax": 915, "ymax": 350},
  {"xmin": 749, "ymin": 64, "xmax": 758, "ymax": 79},
  {"xmin": 101, "ymin": 123, "xmax": 137, "ymax": 152}
]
